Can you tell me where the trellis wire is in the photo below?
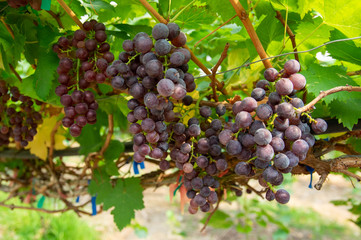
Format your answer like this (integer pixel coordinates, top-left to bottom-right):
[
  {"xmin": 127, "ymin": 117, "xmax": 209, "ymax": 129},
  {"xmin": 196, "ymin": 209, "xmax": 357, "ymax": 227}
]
[{"xmin": 194, "ymin": 36, "xmax": 361, "ymax": 79}]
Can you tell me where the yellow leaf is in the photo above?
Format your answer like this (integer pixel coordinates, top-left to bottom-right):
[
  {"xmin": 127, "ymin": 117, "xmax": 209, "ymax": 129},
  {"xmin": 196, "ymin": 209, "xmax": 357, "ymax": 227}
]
[{"xmin": 26, "ymin": 116, "xmax": 66, "ymax": 160}]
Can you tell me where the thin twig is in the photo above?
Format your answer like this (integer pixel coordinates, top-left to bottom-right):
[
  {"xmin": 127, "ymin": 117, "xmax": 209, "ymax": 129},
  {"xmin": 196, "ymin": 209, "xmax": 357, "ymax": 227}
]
[
  {"xmin": 9, "ymin": 64, "xmax": 22, "ymax": 82},
  {"xmin": 296, "ymin": 86, "xmax": 361, "ymax": 113},
  {"xmin": 56, "ymin": 0, "xmax": 84, "ymax": 29},
  {"xmin": 47, "ymin": 10, "xmax": 64, "ymax": 29},
  {"xmin": 229, "ymin": 0, "xmax": 272, "ymax": 69},
  {"xmin": 211, "ymin": 43, "xmax": 230, "ymax": 101},
  {"xmin": 99, "ymin": 115, "xmax": 114, "ymax": 156},
  {"xmin": 0, "ymin": 17, "xmax": 14, "ymax": 39},
  {"xmin": 347, "ymin": 70, "xmax": 361, "ymax": 76},
  {"xmin": 338, "ymin": 169, "xmax": 361, "ymax": 182},
  {"xmin": 48, "ymin": 120, "xmax": 62, "ymax": 169},
  {"xmin": 275, "ymin": 11, "xmax": 298, "ymax": 61},
  {"xmin": 194, "ymin": 14, "xmax": 237, "ymax": 47},
  {"xmin": 200, "ymin": 192, "xmax": 222, "ymax": 232}
]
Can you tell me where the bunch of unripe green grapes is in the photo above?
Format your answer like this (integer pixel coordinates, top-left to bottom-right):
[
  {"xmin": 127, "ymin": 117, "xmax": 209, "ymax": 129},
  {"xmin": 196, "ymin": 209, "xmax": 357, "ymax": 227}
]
[
  {"xmin": 53, "ymin": 20, "xmax": 114, "ymax": 137},
  {"xmin": 0, "ymin": 80, "xmax": 42, "ymax": 147}
]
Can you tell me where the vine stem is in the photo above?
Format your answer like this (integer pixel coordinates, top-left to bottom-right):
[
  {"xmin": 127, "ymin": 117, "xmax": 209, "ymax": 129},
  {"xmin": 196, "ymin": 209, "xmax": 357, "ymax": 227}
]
[
  {"xmin": 48, "ymin": 120, "xmax": 62, "ymax": 169},
  {"xmin": 138, "ymin": 0, "xmax": 227, "ymax": 95},
  {"xmin": 296, "ymin": 85, "xmax": 361, "ymax": 113},
  {"xmin": 56, "ymin": 0, "xmax": 84, "ymax": 29},
  {"xmin": 99, "ymin": 115, "xmax": 114, "ymax": 156},
  {"xmin": 229, "ymin": 0, "xmax": 272, "ymax": 69},
  {"xmin": 275, "ymin": 11, "xmax": 299, "ymax": 62},
  {"xmin": 211, "ymin": 43, "xmax": 230, "ymax": 101}
]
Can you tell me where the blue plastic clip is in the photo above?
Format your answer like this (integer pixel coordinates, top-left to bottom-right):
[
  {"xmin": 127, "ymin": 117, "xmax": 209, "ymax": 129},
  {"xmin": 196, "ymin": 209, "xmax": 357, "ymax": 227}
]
[
  {"xmin": 91, "ymin": 196, "xmax": 97, "ymax": 215},
  {"xmin": 306, "ymin": 166, "xmax": 315, "ymax": 189},
  {"xmin": 75, "ymin": 196, "xmax": 80, "ymax": 203}
]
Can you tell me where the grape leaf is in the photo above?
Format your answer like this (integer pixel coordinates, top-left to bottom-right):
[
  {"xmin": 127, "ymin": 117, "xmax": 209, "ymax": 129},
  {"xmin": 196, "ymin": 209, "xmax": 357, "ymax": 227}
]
[
  {"xmin": 347, "ymin": 137, "xmax": 361, "ymax": 154},
  {"xmin": 328, "ymin": 97, "xmax": 361, "ymax": 130},
  {"xmin": 26, "ymin": 116, "xmax": 66, "ymax": 160},
  {"xmin": 302, "ymin": 63, "xmax": 359, "ymax": 105},
  {"xmin": 76, "ymin": 110, "xmax": 108, "ymax": 155},
  {"xmin": 98, "ymin": 95, "xmax": 129, "ymax": 130},
  {"xmin": 89, "ymin": 173, "xmax": 144, "ymax": 230},
  {"xmin": 33, "ymin": 26, "xmax": 58, "ymax": 100},
  {"xmin": 326, "ymin": 29, "xmax": 361, "ymax": 66},
  {"xmin": 256, "ymin": 14, "xmax": 284, "ymax": 51},
  {"xmin": 174, "ymin": 5, "xmax": 216, "ymax": 29},
  {"xmin": 104, "ymin": 140, "xmax": 125, "ymax": 176},
  {"xmin": 321, "ymin": 0, "xmax": 361, "ymax": 37}
]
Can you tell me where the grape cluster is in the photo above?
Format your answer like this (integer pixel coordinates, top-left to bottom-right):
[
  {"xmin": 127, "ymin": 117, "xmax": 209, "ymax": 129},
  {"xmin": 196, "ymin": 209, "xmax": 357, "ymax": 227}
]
[
  {"xmin": 109, "ymin": 23, "xmax": 196, "ymax": 163},
  {"xmin": 53, "ymin": 20, "xmax": 114, "ymax": 137},
  {"xmin": 120, "ymin": 24, "xmax": 327, "ymax": 212},
  {"xmin": 0, "ymin": 80, "xmax": 42, "ymax": 147}
]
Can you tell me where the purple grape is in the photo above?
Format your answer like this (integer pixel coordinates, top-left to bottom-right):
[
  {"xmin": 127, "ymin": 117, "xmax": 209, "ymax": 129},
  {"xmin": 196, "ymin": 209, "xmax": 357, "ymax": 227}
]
[
  {"xmin": 256, "ymin": 144, "xmax": 274, "ymax": 161},
  {"xmin": 167, "ymin": 23, "xmax": 180, "ymax": 40},
  {"xmin": 284, "ymin": 59, "xmax": 300, "ymax": 74},
  {"xmin": 276, "ymin": 78, "xmax": 294, "ymax": 95},
  {"xmin": 157, "ymin": 79, "xmax": 175, "ymax": 97},
  {"xmin": 226, "ymin": 140, "xmax": 242, "ymax": 155},
  {"xmin": 285, "ymin": 125, "xmax": 302, "ymax": 141},
  {"xmin": 218, "ymin": 129, "xmax": 233, "ymax": 145},
  {"xmin": 154, "ymin": 39, "xmax": 171, "ymax": 56},
  {"xmin": 235, "ymin": 111, "xmax": 253, "ymax": 128},
  {"xmin": 275, "ymin": 189, "xmax": 290, "ymax": 204},
  {"xmin": 256, "ymin": 104, "xmax": 273, "ymax": 120},
  {"xmin": 141, "ymin": 118, "xmax": 155, "ymax": 133},
  {"xmin": 276, "ymin": 102, "xmax": 295, "ymax": 119},
  {"xmin": 234, "ymin": 162, "xmax": 251, "ymax": 175},
  {"xmin": 254, "ymin": 128, "xmax": 272, "ymax": 146},
  {"xmin": 134, "ymin": 36, "xmax": 153, "ymax": 53},
  {"xmin": 270, "ymin": 137, "xmax": 285, "ymax": 152},
  {"xmin": 292, "ymin": 139, "xmax": 309, "ymax": 156},
  {"xmin": 264, "ymin": 68, "xmax": 279, "ymax": 82},
  {"xmin": 216, "ymin": 159, "xmax": 228, "ymax": 171},
  {"xmin": 311, "ymin": 118, "xmax": 327, "ymax": 134},
  {"xmin": 268, "ymin": 92, "xmax": 282, "ymax": 106},
  {"xmin": 251, "ymin": 88, "xmax": 266, "ymax": 101}
]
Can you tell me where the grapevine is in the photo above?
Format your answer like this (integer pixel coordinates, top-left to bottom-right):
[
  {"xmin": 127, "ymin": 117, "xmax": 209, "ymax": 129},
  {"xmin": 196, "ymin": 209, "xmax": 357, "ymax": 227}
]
[{"xmin": 0, "ymin": 0, "xmax": 361, "ymax": 235}]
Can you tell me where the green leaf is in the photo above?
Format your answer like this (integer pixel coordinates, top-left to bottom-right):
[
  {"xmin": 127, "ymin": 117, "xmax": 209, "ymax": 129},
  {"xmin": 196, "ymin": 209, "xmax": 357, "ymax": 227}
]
[
  {"xmin": 113, "ymin": 24, "xmax": 152, "ymax": 39},
  {"xmin": 302, "ymin": 63, "xmax": 359, "ymax": 105},
  {"xmin": 321, "ymin": 0, "xmax": 361, "ymax": 37},
  {"xmin": 256, "ymin": 14, "xmax": 284, "ymax": 51},
  {"xmin": 347, "ymin": 137, "xmax": 361, "ymax": 154},
  {"xmin": 89, "ymin": 173, "xmax": 144, "ymax": 231},
  {"xmin": 98, "ymin": 95, "xmax": 129, "ymax": 130},
  {"xmin": 326, "ymin": 29, "xmax": 361, "ymax": 66},
  {"xmin": 32, "ymin": 26, "xmax": 59, "ymax": 100},
  {"xmin": 174, "ymin": 5, "xmax": 216, "ymax": 29},
  {"xmin": 330, "ymin": 200, "xmax": 349, "ymax": 206},
  {"xmin": 82, "ymin": 0, "xmax": 115, "ymax": 12},
  {"xmin": 76, "ymin": 110, "xmax": 108, "ymax": 155},
  {"xmin": 103, "ymin": 140, "xmax": 125, "ymax": 176},
  {"xmin": 200, "ymin": 210, "xmax": 233, "ymax": 229},
  {"xmin": 207, "ymin": 0, "xmax": 242, "ymax": 22},
  {"xmin": 329, "ymin": 97, "xmax": 361, "ymax": 130}
]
